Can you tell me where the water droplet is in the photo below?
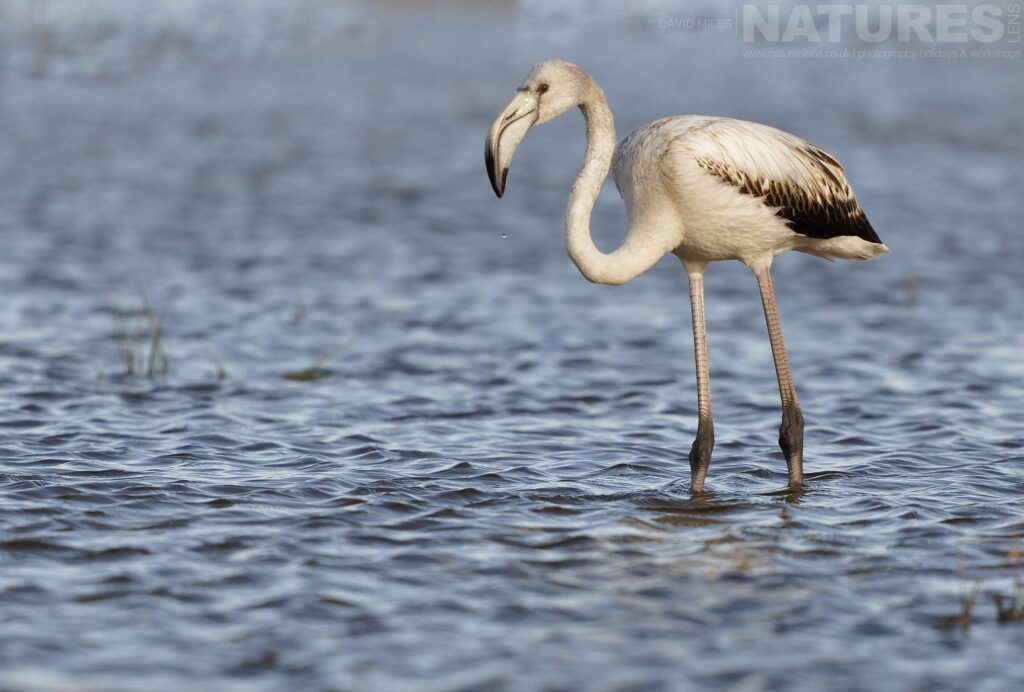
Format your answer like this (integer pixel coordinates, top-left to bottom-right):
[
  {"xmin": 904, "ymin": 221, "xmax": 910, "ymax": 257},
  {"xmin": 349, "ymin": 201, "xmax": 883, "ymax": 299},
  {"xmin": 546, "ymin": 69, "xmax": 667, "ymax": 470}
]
[{"xmin": 500, "ymin": 233, "xmax": 508, "ymax": 239}]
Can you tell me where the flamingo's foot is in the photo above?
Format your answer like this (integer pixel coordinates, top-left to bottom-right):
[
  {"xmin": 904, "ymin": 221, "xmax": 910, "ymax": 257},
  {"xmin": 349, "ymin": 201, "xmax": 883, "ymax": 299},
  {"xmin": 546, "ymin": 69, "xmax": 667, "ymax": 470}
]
[
  {"xmin": 779, "ymin": 405, "xmax": 804, "ymax": 488},
  {"xmin": 688, "ymin": 418, "xmax": 714, "ymax": 494}
]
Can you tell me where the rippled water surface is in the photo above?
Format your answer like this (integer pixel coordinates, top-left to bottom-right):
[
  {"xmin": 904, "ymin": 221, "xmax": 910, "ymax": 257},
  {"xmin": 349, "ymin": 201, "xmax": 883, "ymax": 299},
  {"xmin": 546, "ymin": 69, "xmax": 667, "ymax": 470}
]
[{"xmin": 2, "ymin": 2, "xmax": 1023, "ymax": 689}]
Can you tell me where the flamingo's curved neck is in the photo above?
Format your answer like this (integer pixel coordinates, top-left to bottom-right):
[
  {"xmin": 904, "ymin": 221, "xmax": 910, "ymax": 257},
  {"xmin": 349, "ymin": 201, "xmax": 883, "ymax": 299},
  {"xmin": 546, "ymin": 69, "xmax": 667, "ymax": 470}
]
[
  {"xmin": 568, "ymin": 85, "xmax": 673, "ymax": 286},
  {"xmin": 564, "ymin": 89, "xmax": 622, "ymax": 284}
]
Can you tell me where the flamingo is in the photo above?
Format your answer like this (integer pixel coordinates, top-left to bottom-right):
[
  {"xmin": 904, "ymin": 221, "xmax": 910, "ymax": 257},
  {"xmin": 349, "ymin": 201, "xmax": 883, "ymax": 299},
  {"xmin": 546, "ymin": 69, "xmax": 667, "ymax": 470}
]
[{"xmin": 484, "ymin": 60, "xmax": 888, "ymax": 493}]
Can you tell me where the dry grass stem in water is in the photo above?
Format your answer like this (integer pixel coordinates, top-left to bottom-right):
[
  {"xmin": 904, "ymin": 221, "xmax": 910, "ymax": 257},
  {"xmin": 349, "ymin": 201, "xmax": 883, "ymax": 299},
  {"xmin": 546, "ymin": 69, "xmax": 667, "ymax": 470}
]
[
  {"xmin": 938, "ymin": 552, "xmax": 979, "ymax": 634},
  {"xmin": 993, "ymin": 548, "xmax": 1024, "ymax": 625},
  {"xmin": 117, "ymin": 295, "xmax": 169, "ymax": 379}
]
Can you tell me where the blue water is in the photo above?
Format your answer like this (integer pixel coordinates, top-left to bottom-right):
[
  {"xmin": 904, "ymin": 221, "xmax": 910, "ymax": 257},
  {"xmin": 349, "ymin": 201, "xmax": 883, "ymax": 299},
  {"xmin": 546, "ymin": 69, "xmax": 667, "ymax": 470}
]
[{"xmin": 1, "ymin": 2, "xmax": 1023, "ymax": 689}]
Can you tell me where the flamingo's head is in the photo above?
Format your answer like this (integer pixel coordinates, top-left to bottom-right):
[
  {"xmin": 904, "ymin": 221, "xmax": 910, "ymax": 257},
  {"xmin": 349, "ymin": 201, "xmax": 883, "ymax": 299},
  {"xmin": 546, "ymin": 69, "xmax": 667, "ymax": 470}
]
[{"xmin": 485, "ymin": 59, "xmax": 592, "ymax": 198}]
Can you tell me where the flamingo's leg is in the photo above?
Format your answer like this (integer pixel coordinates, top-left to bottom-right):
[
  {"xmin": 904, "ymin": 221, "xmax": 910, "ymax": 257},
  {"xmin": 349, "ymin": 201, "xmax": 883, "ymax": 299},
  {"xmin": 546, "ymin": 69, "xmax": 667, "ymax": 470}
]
[
  {"xmin": 685, "ymin": 264, "xmax": 714, "ymax": 493},
  {"xmin": 755, "ymin": 268, "xmax": 804, "ymax": 488}
]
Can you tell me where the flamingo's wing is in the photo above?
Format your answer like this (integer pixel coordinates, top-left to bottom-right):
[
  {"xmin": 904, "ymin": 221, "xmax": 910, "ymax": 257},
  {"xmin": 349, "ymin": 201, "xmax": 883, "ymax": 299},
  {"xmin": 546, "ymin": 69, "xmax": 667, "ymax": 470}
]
[{"xmin": 679, "ymin": 118, "xmax": 882, "ymax": 244}]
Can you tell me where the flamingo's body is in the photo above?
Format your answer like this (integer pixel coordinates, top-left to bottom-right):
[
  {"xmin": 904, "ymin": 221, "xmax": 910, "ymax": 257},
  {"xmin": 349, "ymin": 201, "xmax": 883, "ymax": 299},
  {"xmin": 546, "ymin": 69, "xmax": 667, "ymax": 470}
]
[
  {"xmin": 614, "ymin": 116, "xmax": 886, "ymax": 269},
  {"xmin": 485, "ymin": 60, "xmax": 888, "ymax": 492}
]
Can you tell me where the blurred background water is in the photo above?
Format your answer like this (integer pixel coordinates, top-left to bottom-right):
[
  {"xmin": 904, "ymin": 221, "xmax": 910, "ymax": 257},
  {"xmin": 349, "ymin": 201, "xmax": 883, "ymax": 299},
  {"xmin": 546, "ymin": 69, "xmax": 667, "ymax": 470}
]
[{"xmin": 1, "ymin": 1, "xmax": 1023, "ymax": 689}]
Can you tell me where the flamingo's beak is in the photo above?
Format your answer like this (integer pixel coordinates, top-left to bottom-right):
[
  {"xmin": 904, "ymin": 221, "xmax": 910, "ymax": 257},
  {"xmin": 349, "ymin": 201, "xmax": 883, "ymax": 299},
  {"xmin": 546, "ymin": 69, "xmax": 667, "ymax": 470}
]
[{"xmin": 485, "ymin": 90, "xmax": 539, "ymax": 198}]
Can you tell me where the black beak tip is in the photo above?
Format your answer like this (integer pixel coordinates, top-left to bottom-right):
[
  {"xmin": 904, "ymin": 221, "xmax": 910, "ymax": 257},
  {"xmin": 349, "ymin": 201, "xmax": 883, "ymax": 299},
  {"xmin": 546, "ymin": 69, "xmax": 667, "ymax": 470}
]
[
  {"xmin": 485, "ymin": 147, "xmax": 504, "ymax": 198},
  {"xmin": 489, "ymin": 174, "xmax": 504, "ymax": 198}
]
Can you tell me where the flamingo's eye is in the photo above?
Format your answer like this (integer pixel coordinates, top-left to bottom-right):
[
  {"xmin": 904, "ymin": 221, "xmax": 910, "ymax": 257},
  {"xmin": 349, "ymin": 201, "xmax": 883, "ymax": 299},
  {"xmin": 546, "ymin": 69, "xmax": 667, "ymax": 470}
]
[{"xmin": 537, "ymin": 83, "xmax": 549, "ymax": 95}]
